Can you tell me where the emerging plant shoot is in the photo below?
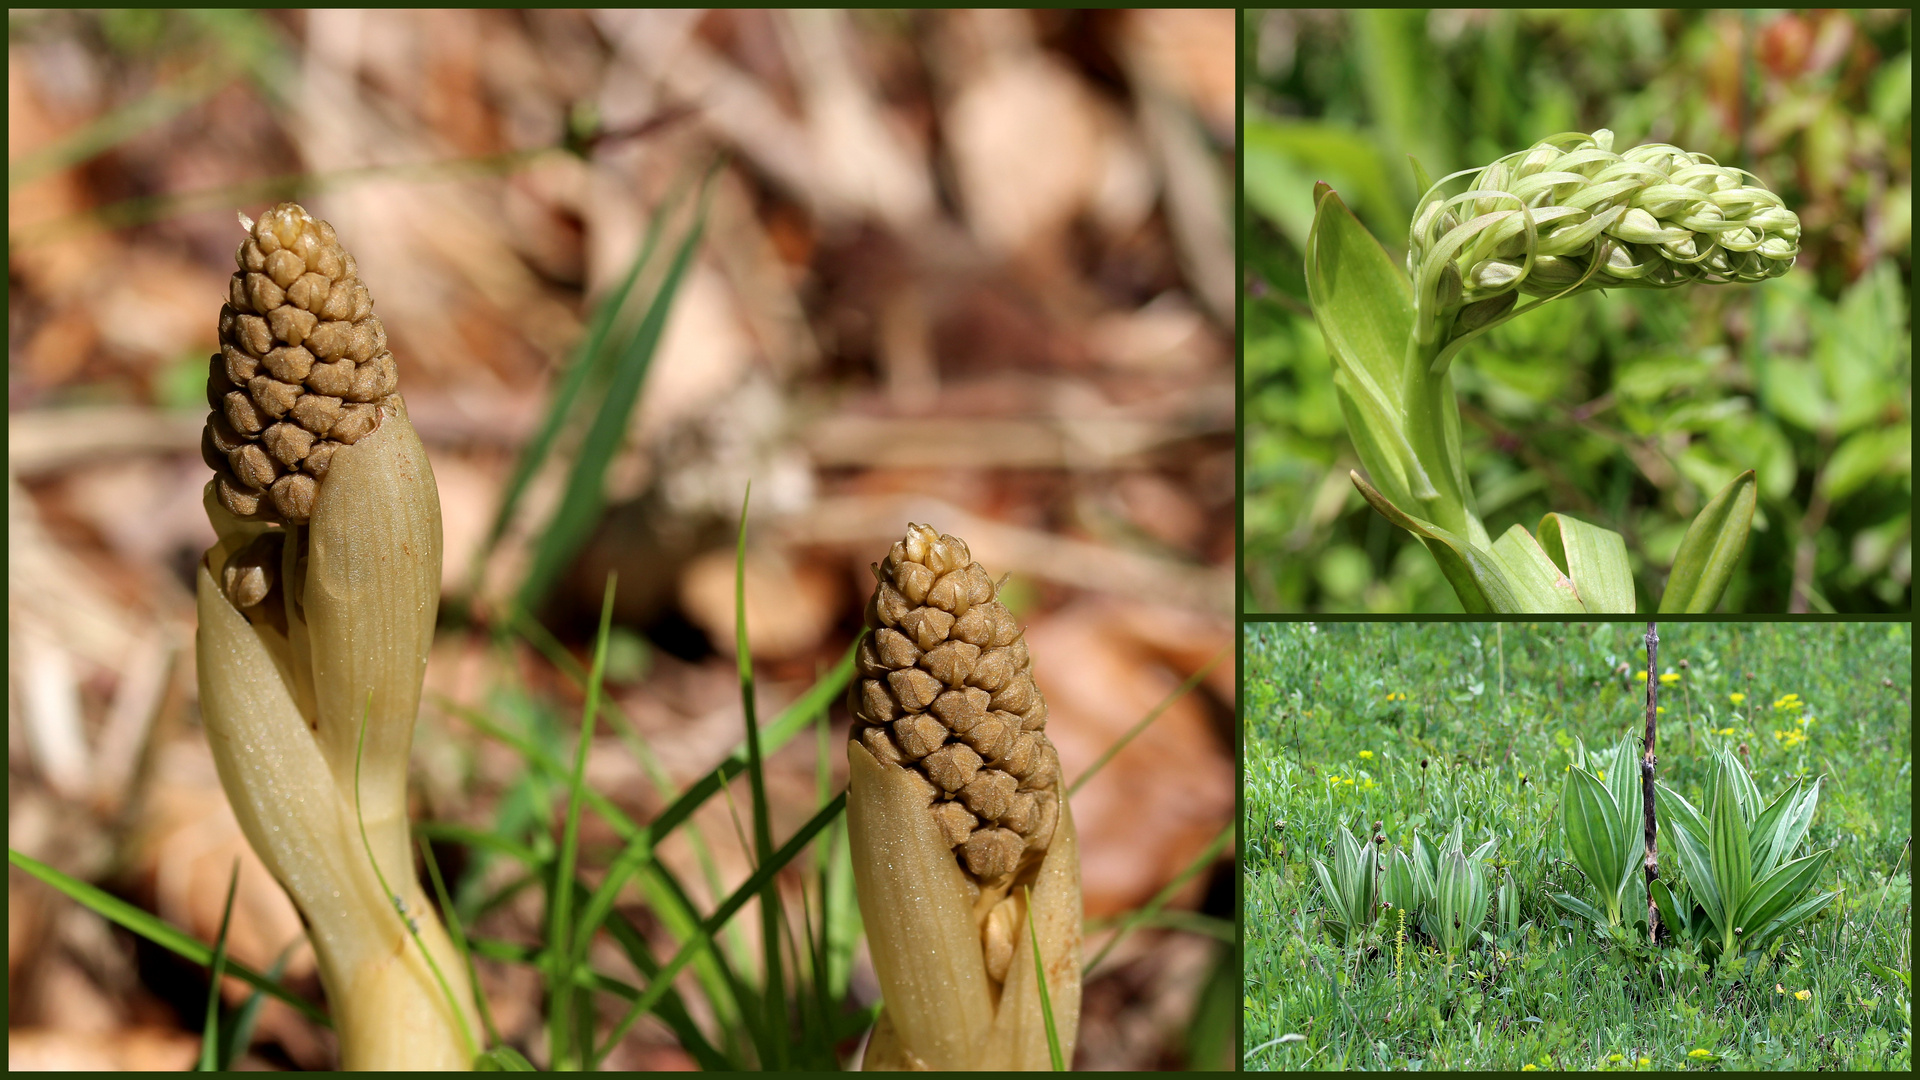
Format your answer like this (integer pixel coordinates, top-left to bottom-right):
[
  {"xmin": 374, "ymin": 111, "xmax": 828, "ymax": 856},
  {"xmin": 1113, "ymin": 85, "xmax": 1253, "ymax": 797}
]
[
  {"xmin": 196, "ymin": 203, "xmax": 479, "ymax": 1069},
  {"xmin": 847, "ymin": 524, "xmax": 1081, "ymax": 1070}
]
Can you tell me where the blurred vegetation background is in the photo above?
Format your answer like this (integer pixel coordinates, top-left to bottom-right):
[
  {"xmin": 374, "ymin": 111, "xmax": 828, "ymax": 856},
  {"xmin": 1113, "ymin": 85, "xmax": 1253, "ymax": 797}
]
[
  {"xmin": 9, "ymin": 10, "xmax": 1234, "ymax": 1069},
  {"xmin": 1243, "ymin": 9, "xmax": 1912, "ymax": 613}
]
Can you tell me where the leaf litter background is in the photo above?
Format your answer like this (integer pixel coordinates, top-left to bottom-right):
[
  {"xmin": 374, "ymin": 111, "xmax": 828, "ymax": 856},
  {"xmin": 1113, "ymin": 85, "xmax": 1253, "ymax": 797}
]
[{"xmin": 7, "ymin": 9, "xmax": 1236, "ymax": 1070}]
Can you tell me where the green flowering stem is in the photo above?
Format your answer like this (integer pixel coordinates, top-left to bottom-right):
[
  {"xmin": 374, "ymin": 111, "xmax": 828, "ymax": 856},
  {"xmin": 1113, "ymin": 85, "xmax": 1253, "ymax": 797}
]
[{"xmin": 1304, "ymin": 128, "xmax": 1796, "ymax": 612}]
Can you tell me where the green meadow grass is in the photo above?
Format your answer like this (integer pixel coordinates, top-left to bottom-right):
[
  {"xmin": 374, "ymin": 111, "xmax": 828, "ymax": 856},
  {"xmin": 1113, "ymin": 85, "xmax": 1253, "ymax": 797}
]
[{"xmin": 1244, "ymin": 621, "xmax": 1912, "ymax": 1071}]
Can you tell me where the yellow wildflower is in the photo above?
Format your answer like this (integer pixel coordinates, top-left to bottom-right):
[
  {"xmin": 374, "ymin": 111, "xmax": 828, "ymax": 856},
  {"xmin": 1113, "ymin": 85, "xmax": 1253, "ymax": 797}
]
[
  {"xmin": 1343, "ymin": 777, "xmax": 1355, "ymax": 786},
  {"xmin": 1688, "ymin": 1048, "xmax": 1712, "ymax": 1059},
  {"xmin": 1635, "ymin": 670, "xmax": 1649, "ymax": 681},
  {"xmin": 1609, "ymin": 1053, "xmax": 1624, "ymax": 1062},
  {"xmin": 1716, "ymin": 727, "xmax": 1734, "ymax": 736},
  {"xmin": 1794, "ymin": 989, "xmax": 1810, "ymax": 1001},
  {"xmin": 1359, "ymin": 750, "xmax": 1374, "ymax": 760},
  {"xmin": 1729, "ymin": 693, "xmax": 1746, "ymax": 705},
  {"xmin": 1659, "ymin": 672, "xmax": 1680, "ymax": 685},
  {"xmin": 1522, "ymin": 1066, "xmax": 1538, "ymax": 1073},
  {"xmin": 1776, "ymin": 983, "xmax": 1786, "ymax": 994},
  {"xmin": 1656, "ymin": 706, "xmax": 1666, "ymax": 714},
  {"xmin": 1638, "ymin": 1058, "xmax": 1650, "ymax": 1067}
]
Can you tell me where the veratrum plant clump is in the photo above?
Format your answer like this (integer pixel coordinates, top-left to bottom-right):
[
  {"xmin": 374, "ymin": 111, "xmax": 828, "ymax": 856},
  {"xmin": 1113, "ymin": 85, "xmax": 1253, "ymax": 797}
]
[
  {"xmin": 196, "ymin": 203, "xmax": 479, "ymax": 1068},
  {"xmin": 847, "ymin": 524, "xmax": 1081, "ymax": 1070}
]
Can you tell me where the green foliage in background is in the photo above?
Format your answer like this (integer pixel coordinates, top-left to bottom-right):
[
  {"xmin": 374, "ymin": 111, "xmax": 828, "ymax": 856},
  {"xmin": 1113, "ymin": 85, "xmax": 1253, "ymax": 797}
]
[
  {"xmin": 1244, "ymin": 621, "xmax": 1912, "ymax": 1070},
  {"xmin": 1244, "ymin": 9, "xmax": 1912, "ymax": 612}
]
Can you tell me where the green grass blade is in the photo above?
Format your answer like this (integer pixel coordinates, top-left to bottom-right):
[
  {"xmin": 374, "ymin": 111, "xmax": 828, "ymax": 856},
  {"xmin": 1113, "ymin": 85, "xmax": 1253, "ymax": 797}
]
[
  {"xmin": 1069, "ymin": 643, "xmax": 1227, "ymax": 797},
  {"xmin": 1087, "ymin": 820, "xmax": 1235, "ymax": 975},
  {"xmin": 7, "ymin": 848, "xmax": 328, "ymax": 1026},
  {"xmin": 593, "ymin": 901, "xmax": 734, "ymax": 1070},
  {"xmin": 220, "ymin": 943, "xmax": 295, "ymax": 1069},
  {"xmin": 475, "ymin": 1046, "xmax": 538, "ymax": 1071},
  {"xmin": 731, "ymin": 484, "xmax": 788, "ymax": 1068},
  {"xmin": 589, "ymin": 793, "xmax": 847, "ymax": 1069},
  {"xmin": 9, "ymin": 57, "xmax": 237, "ymax": 190},
  {"xmin": 196, "ymin": 860, "xmax": 241, "ymax": 1071},
  {"xmin": 1026, "ymin": 884, "xmax": 1066, "ymax": 1071},
  {"xmin": 470, "ymin": 169, "xmax": 691, "ymax": 593},
  {"xmin": 421, "ymin": 835, "xmax": 502, "ymax": 1049},
  {"xmin": 417, "ymin": 820, "xmax": 542, "ymax": 867},
  {"xmin": 516, "ymin": 163, "xmax": 720, "ymax": 612},
  {"xmin": 546, "ymin": 575, "xmax": 616, "ymax": 1069}
]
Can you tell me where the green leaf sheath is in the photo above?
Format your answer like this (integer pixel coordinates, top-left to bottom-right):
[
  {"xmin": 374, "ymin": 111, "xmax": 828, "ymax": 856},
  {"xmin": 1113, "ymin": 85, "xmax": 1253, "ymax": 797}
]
[{"xmin": 1307, "ymin": 183, "xmax": 1472, "ymax": 534}]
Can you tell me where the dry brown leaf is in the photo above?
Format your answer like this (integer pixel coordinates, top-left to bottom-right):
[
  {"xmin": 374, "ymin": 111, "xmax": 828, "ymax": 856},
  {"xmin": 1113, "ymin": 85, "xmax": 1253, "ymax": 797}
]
[
  {"xmin": 1021, "ymin": 604, "xmax": 1232, "ymax": 918},
  {"xmin": 6, "ymin": 1026, "xmax": 201, "ymax": 1071},
  {"xmin": 678, "ymin": 545, "xmax": 843, "ymax": 661}
]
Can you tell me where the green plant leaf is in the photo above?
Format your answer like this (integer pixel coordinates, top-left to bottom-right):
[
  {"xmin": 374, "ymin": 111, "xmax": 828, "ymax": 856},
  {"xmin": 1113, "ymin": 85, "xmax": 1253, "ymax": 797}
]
[
  {"xmin": 1707, "ymin": 763, "xmax": 1752, "ymax": 945},
  {"xmin": 1489, "ymin": 525, "xmax": 1588, "ymax": 612},
  {"xmin": 1658, "ymin": 470, "xmax": 1757, "ymax": 613},
  {"xmin": 1735, "ymin": 849, "xmax": 1833, "ymax": 944},
  {"xmin": 516, "ymin": 166, "xmax": 719, "ymax": 613},
  {"xmin": 1600, "ymin": 736, "xmax": 1644, "ymax": 903},
  {"xmin": 475, "ymin": 1046, "xmax": 538, "ymax": 1071},
  {"xmin": 1548, "ymin": 892, "xmax": 1609, "ymax": 927},
  {"xmin": 1648, "ymin": 878, "xmax": 1688, "ymax": 938},
  {"xmin": 1748, "ymin": 889, "xmax": 1841, "ymax": 950},
  {"xmin": 1561, "ymin": 766, "xmax": 1627, "ymax": 918},
  {"xmin": 1655, "ymin": 781, "xmax": 1709, "ymax": 852},
  {"xmin": 1746, "ymin": 777, "xmax": 1805, "ymax": 879},
  {"xmin": 1308, "ymin": 183, "xmax": 1429, "ymax": 519},
  {"xmin": 7, "ymin": 848, "xmax": 328, "ymax": 1027},
  {"xmin": 1352, "ymin": 472, "xmax": 1581, "ymax": 612},
  {"xmin": 1537, "ymin": 513, "xmax": 1636, "ymax": 612}
]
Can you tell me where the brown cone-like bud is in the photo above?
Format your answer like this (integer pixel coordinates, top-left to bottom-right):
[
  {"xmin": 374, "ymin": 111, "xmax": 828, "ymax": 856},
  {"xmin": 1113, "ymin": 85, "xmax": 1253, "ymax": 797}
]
[
  {"xmin": 205, "ymin": 203, "xmax": 399, "ymax": 524},
  {"xmin": 851, "ymin": 523, "xmax": 1061, "ymax": 887}
]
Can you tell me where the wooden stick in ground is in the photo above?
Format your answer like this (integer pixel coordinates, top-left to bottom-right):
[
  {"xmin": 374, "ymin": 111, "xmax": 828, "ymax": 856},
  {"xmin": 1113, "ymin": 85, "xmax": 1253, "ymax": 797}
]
[{"xmin": 1640, "ymin": 621, "xmax": 1660, "ymax": 944}]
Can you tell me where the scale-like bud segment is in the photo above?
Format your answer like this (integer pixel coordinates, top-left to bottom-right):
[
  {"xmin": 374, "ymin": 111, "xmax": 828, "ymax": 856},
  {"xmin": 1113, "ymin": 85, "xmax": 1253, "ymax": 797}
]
[
  {"xmin": 1408, "ymin": 129, "xmax": 1800, "ymax": 356},
  {"xmin": 202, "ymin": 203, "xmax": 399, "ymax": 525},
  {"xmin": 851, "ymin": 524, "xmax": 1061, "ymax": 886}
]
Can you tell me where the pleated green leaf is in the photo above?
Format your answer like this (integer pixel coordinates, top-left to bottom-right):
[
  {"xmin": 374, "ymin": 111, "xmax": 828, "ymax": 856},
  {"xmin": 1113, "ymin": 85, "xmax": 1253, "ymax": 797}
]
[
  {"xmin": 1735, "ymin": 849, "xmax": 1832, "ymax": 945},
  {"xmin": 1658, "ymin": 470, "xmax": 1757, "ymax": 613},
  {"xmin": 1537, "ymin": 512, "xmax": 1637, "ymax": 612},
  {"xmin": 1648, "ymin": 878, "xmax": 1688, "ymax": 939},
  {"xmin": 1708, "ymin": 764, "xmax": 1752, "ymax": 942},
  {"xmin": 1748, "ymin": 889, "xmax": 1840, "ymax": 950},
  {"xmin": 1655, "ymin": 781, "xmax": 1709, "ymax": 852},
  {"xmin": 1747, "ymin": 777, "xmax": 1804, "ymax": 879},
  {"xmin": 1308, "ymin": 183, "xmax": 1424, "ymax": 519},
  {"xmin": 1600, "ymin": 736, "xmax": 1644, "ymax": 902},
  {"xmin": 1561, "ymin": 765, "xmax": 1627, "ymax": 920}
]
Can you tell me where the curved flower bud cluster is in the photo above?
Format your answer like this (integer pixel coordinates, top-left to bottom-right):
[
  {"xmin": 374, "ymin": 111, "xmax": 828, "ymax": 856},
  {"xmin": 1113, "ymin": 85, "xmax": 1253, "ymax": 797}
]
[
  {"xmin": 852, "ymin": 524, "xmax": 1061, "ymax": 885},
  {"xmin": 202, "ymin": 203, "xmax": 399, "ymax": 524},
  {"xmin": 1409, "ymin": 129, "xmax": 1800, "ymax": 356}
]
